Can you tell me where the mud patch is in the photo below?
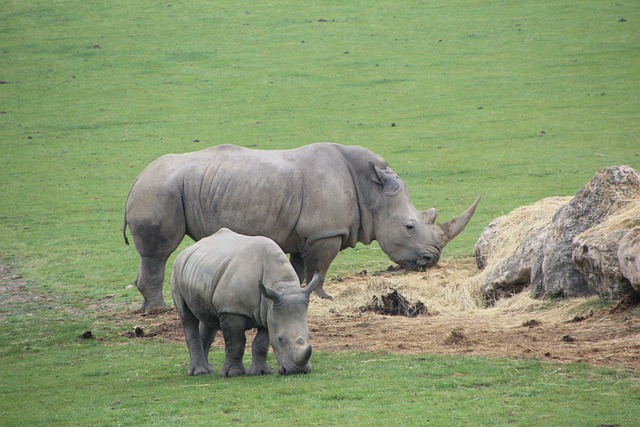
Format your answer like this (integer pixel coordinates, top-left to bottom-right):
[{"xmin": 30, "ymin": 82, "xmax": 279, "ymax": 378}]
[{"xmin": 360, "ymin": 289, "xmax": 427, "ymax": 317}]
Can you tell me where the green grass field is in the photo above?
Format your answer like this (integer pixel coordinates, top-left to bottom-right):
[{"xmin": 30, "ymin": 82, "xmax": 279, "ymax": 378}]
[{"xmin": 1, "ymin": 1, "xmax": 639, "ymax": 425}]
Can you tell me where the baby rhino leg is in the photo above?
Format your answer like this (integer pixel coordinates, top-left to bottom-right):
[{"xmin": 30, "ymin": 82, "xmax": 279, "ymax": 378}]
[
  {"xmin": 248, "ymin": 328, "xmax": 274, "ymax": 376},
  {"xmin": 219, "ymin": 314, "xmax": 248, "ymax": 378},
  {"xmin": 174, "ymin": 299, "xmax": 214, "ymax": 376},
  {"xmin": 200, "ymin": 321, "xmax": 219, "ymax": 369}
]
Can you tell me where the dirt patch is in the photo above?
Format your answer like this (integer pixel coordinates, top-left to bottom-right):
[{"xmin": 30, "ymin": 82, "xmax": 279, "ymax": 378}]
[
  {"xmin": 0, "ymin": 264, "xmax": 60, "ymax": 314},
  {"xmin": 0, "ymin": 265, "xmax": 31, "ymax": 306},
  {"xmin": 2, "ymin": 262, "xmax": 639, "ymax": 370}
]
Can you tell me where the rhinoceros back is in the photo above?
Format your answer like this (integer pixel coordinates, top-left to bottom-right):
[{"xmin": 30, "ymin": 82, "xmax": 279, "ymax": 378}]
[
  {"xmin": 172, "ymin": 228, "xmax": 298, "ymax": 322},
  {"xmin": 178, "ymin": 143, "xmax": 377, "ymax": 252},
  {"xmin": 178, "ymin": 146, "xmax": 305, "ymax": 246}
]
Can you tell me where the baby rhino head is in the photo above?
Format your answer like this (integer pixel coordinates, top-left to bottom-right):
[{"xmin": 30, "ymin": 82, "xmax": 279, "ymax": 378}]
[{"xmin": 260, "ymin": 275, "xmax": 321, "ymax": 375}]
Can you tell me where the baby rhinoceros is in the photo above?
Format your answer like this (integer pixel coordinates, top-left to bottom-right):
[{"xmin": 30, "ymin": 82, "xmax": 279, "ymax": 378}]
[{"xmin": 171, "ymin": 228, "xmax": 319, "ymax": 377}]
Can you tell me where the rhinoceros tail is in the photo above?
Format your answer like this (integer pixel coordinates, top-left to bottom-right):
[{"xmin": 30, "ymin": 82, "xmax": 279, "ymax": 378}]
[
  {"xmin": 122, "ymin": 175, "xmax": 142, "ymax": 246},
  {"xmin": 123, "ymin": 212, "xmax": 130, "ymax": 246}
]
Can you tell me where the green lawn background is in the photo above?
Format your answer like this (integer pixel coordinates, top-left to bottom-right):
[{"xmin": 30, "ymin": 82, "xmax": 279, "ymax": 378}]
[
  {"xmin": 2, "ymin": 1, "xmax": 639, "ymax": 296},
  {"xmin": 1, "ymin": 1, "xmax": 639, "ymax": 425}
]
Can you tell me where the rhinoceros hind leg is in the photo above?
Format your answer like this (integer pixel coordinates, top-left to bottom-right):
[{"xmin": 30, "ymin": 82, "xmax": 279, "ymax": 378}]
[
  {"xmin": 220, "ymin": 314, "xmax": 248, "ymax": 378},
  {"xmin": 200, "ymin": 321, "xmax": 219, "ymax": 364},
  {"xmin": 128, "ymin": 204, "xmax": 186, "ymax": 311},
  {"xmin": 174, "ymin": 298, "xmax": 214, "ymax": 376},
  {"xmin": 136, "ymin": 256, "xmax": 170, "ymax": 311},
  {"xmin": 247, "ymin": 328, "xmax": 274, "ymax": 376}
]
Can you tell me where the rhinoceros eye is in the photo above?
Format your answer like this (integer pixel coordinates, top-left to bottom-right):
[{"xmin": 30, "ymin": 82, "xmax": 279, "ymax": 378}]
[{"xmin": 405, "ymin": 223, "xmax": 415, "ymax": 231}]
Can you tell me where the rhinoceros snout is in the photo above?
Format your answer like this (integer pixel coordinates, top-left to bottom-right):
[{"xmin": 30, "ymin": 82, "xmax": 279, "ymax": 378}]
[
  {"xmin": 279, "ymin": 362, "xmax": 312, "ymax": 375},
  {"xmin": 401, "ymin": 252, "xmax": 440, "ymax": 271},
  {"xmin": 278, "ymin": 345, "xmax": 312, "ymax": 375},
  {"xmin": 418, "ymin": 253, "xmax": 440, "ymax": 267}
]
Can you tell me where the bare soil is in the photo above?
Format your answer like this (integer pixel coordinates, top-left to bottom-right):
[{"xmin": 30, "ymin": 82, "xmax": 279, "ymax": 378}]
[{"xmin": 2, "ymin": 263, "xmax": 639, "ymax": 370}]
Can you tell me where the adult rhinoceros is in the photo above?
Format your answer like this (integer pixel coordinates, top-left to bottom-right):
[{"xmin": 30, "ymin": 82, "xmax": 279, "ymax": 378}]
[{"xmin": 123, "ymin": 142, "xmax": 480, "ymax": 310}]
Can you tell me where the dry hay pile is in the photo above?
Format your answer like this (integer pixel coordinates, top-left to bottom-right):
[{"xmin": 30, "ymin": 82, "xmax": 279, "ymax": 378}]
[
  {"xmin": 475, "ymin": 196, "xmax": 572, "ymax": 272},
  {"xmin": 303, "ymin": 258, "xmax": 640, "ymax": 369},
  {"xmin": 318, "ymin": 259, "xmax": 485, "ymax": 317},
  {"xmin": 575, "ymin": 197, "xmax": 640, "ymax": 248},
  {"xmin": 593, "ymin": 198, "xmax": 640, "ymax": 232}
]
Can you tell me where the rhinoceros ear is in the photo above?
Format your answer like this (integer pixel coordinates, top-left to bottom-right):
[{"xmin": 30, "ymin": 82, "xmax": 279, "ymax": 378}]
[
  {"xmin": 368, "ymin": 162, "xmax": 401, "ymax": 196},
  {"xmin": 302, "ymin": 273, "xmax": 322, "ymax": 299},
  {"xmin": 259, "ymin": 280, "xmax": 284, "ymax": 304},
  {"xmin": 421, "ymin": 208, "xmax": 438, "ymax": 224}
]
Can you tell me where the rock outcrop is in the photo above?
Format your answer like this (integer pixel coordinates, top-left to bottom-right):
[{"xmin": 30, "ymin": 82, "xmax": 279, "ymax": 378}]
[
  {"xmin": 476, "ymin": 165, "xmax": 640, "ymax": 302},
  {"xmin": 474, "ymin": 197, "xmax": 570, "ymax": 302},
  {"xmin": 618, "ymin": 227, "xmax": 640, "ymax": 293},
  {"xmin": 573, "ymin": 203, "xmax": 640, "ymax": 299}
]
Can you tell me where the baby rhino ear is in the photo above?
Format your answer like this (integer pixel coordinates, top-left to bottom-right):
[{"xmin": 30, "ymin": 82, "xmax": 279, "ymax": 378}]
[
  {"xmin": 421, "ymin": 208, "xmax": 438, "ymax": 224},
  {"xmin": 368, "ymin": 162, "xmax": 401, "ymax": 195},
  {"xmin": 259, "ymin": 281, "xmax": 284, "ymax": 304},
  {"xmin": 302, "ymin": 273, "xmax": 322, "ymax": 299}
]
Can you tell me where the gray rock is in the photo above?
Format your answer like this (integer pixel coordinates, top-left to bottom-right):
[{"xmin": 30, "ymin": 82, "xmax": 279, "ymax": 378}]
[
  {"xmin": 474, "ymin": 197, "xmax": 570, "ymax": 302},
  {"xmin": 572, "ymin": 201, "xmax": 640, "ymax": 300},
  {"xmin": 532, "ymin": 166, "xmax": 640, "ymax": 298},
  {"xmin": 474, "ymin": 215, "xmax": 506, "ymax": 270},
  {"xmin": 618, "ymin": 227, "xmax": 640, "ymax": 293},
  {"xmin": 483, "ymin": 227, "xmax": 549, "ymax": 301},
  {"xmin": 573, "ymin": 227, "xmax": 632, "ymax": 300}
]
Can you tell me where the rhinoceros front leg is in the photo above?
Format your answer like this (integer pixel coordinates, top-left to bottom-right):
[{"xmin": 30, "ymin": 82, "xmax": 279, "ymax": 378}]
[
  {"xmin": 220, "ymin": 314, "xmax": 248, "ymax": 378},
  {"xmin": 247, "ymin": 328, "xmax": 274, "ymax": 376},
  {"xmin": 302, "ymin": 235, "xmax": 342, "ymax": 300},
  {"xmin": 174, "ymin": 300, "xmax": 214, "ymax": 376},
  {"xmin": 290, "ymin": 253, "xmax": 305, "ymax": 284}
]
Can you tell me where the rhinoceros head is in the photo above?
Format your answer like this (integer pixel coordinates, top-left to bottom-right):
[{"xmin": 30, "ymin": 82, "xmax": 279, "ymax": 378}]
[
  {"xmin": 259, "ymin": 274, "xmax": 321, "ymax": 375},
  {"xmin": 368, "ymin": 163, "xmax": 480, "ymax": 271}
]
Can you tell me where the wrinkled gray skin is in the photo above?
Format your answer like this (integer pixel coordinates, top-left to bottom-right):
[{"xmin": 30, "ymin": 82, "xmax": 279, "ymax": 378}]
[
  {"xmin": 171, "ymin": 228, "xmax": 319, "ymax": 376},
  {"xmin": 124, "ymin": 142, "xmax": 480, "ymax": 310}
]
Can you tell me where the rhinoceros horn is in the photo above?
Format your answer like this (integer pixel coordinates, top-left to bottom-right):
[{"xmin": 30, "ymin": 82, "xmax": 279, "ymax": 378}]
[{"xmin": 434, "ymin": 195, "xmax": 481, "ymax": 245}]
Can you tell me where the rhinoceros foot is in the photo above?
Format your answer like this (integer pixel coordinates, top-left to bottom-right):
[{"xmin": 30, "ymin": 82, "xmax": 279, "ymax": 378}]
[
  {"xmin": 247, "ymin": 363, "xmax": 274, "ymax": 376},
  {"xmin": 188, "ymin": 362, "xmax": 214, "ymax": 376},
  {"xmin": 220, "ymin": 364, "xmax": 246, "ymax": 378},
  {"xmin": 314, "ymin": 286, "xmax": 333, "ymax": 300}
]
